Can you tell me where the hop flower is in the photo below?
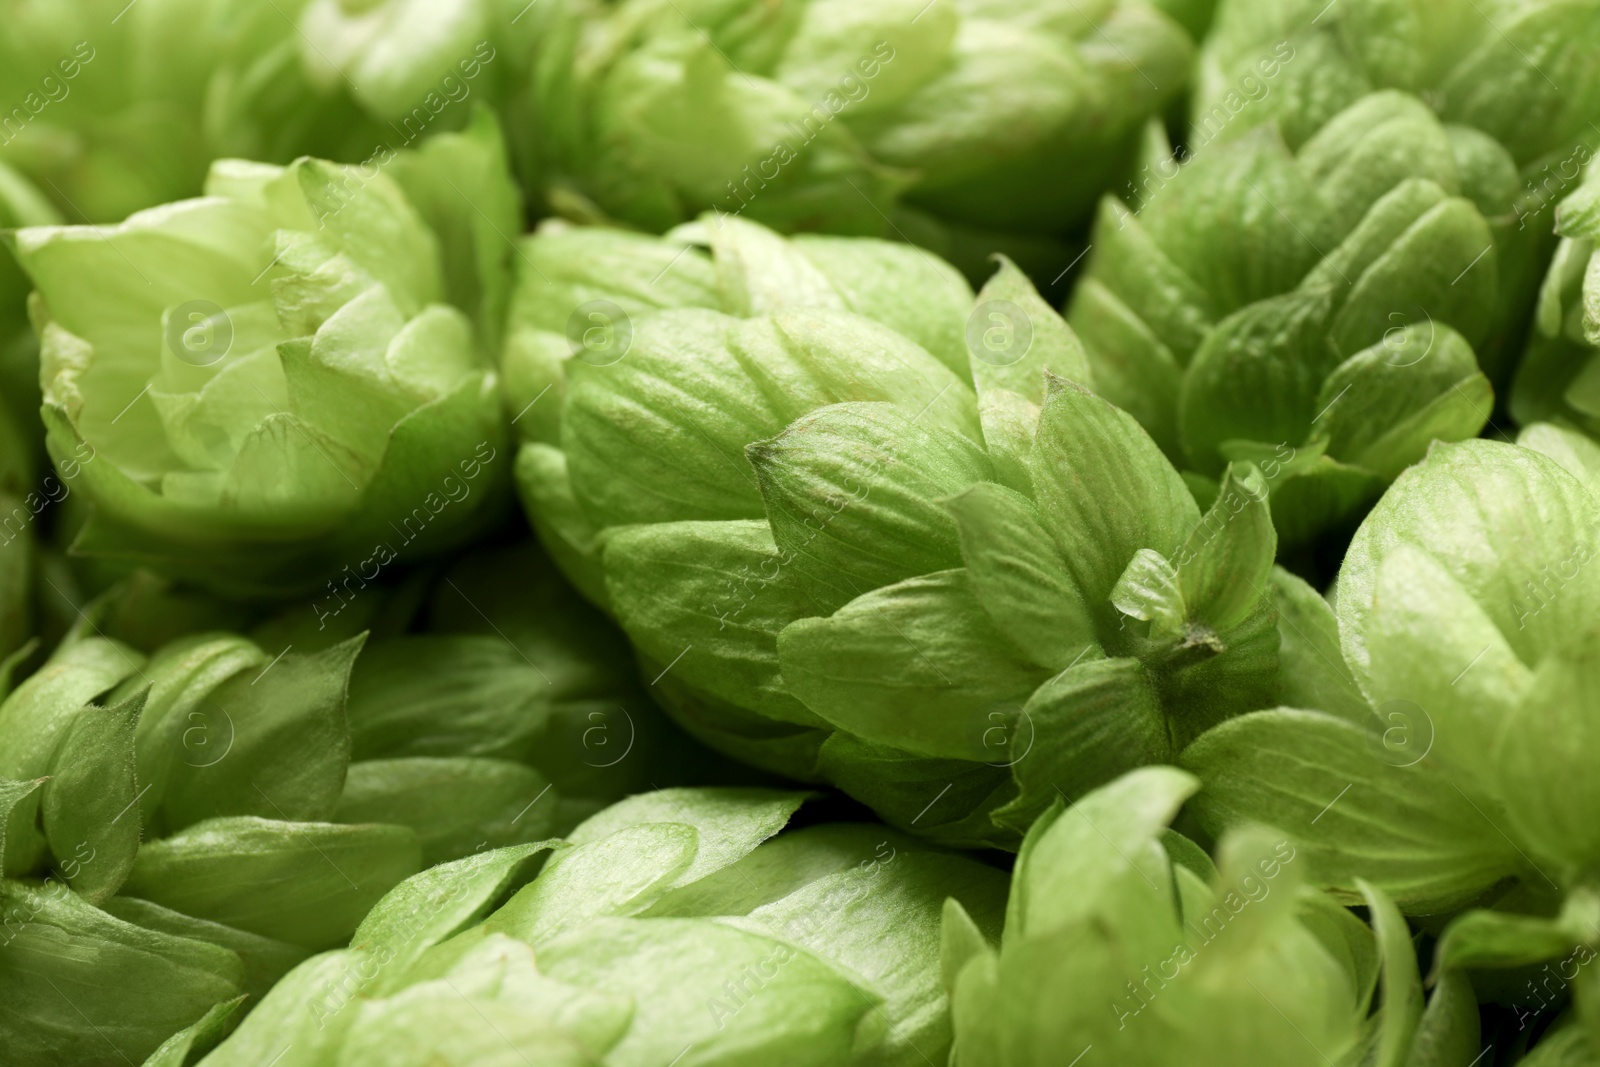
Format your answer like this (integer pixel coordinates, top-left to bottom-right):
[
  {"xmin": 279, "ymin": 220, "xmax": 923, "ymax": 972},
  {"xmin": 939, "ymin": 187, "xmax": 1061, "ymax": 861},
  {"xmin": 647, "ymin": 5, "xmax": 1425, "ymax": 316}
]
[
  {"xmin": 1071, "ymin": 0, "xmax": 1600, "ymax": 549},
  {"xmin": 0, "ymin": 0, "xmax": 397, "ymax": 223},
  {"xmin": 1186, "ymin": 437, "xmax": 1600, "ymax": 912},
  {"xmin": 1071, "ymin": 89, "xmax": 1512, "ymax": 549},
  {"xmin": 0, "ymin": 540, "xmax": 713, "ymax": 1065},
  {"xmin": 507, "ymin": 213, "xmax": 1314, "ymax": 846},
  {"xmin": 14, "ymin": 117, "xmax": 517, "ymax": 597}
]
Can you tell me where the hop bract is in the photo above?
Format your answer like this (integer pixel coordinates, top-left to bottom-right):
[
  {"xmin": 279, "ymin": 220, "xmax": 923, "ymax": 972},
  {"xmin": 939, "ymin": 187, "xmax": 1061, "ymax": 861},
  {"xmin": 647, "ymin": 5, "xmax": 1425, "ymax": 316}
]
[
  {"xmin": 14, "ymin": 122, "xmax": 515, "ymax": 597},
  {"xmin": 506, "ymin": 214, "xmax": 1330, "ymax": 847}
]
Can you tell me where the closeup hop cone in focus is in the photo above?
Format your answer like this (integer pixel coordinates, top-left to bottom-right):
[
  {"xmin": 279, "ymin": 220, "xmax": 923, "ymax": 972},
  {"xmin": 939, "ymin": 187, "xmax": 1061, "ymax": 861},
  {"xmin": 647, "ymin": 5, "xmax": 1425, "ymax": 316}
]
[
  {"xmin": 197, "ymin": 787, "xmax": 1005, "ymax": 1067},
  {"xmin": 0, "ymin": 544, "xmax": 716, "ymax": 1065},
  {"xmin": 513, "ymin": 0, "xmax": 1198, "ymax": 277},
  {"xmin": 945, "ymin": 768, "xmax": 1483, "ymax": 1065},
  {"xmin": 11, "ymin": 115, "xmax": 520, "ymax": 598},
  {"xmin": 503, "ymin": 213, "xmax": 1348, "ymax": 847},
  {"xmin": 1070, "ymin": 0, "xmax": 1600, "ymax": 554}
]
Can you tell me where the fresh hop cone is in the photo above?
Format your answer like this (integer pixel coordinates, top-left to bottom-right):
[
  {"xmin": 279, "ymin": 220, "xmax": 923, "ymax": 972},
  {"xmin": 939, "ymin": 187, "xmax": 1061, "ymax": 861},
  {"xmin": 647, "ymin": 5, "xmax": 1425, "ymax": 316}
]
[
  {"xmin": 195, "ymin": 787, "xmax": 1006, "ymax": 1067},
  {"xmin": 513, "ymin": 0, "xmax": 1197, "ymax": 276},
  {"xmin": 506, "ymin": 213, "xmax": 1334, "ymax": 848},
  {"xmin": 1069, "ymin": 0, "xmax": 1600, "ymax": 550},
  {"xmin": 12, "ymin": 116, "xmax": 519, "ymax": 598},
  {"xmin": 1184, "ymin": 437, "xmax": 1600, "ymax": 916},
  {"xmin": 1175, "ymin": 431, "xmax": 1600, "ymax": 1054},
  {"xmin": 945, "ymin": 767, "xmax": 1482, "ymax": 1065}
]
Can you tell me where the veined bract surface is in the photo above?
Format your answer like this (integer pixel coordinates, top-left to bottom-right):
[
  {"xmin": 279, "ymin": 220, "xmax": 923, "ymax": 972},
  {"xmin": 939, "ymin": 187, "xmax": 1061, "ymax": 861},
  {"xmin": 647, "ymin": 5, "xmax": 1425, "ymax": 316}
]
[{"xmin": 505, "ymin": 213, "xmax": 1339, "ymax": 847}]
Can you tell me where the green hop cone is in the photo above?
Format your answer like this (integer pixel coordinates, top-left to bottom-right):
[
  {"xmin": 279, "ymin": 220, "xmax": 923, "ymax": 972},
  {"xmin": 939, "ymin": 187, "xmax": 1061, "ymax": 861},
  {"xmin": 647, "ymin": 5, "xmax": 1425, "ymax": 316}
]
[
  {"xmin": 1070, "ymin": 87, "xmax": 1514, "ymax": 552},
  {"xmin": 13, "ymin": 117, "xmax": 519, "ymax": 598},
  {"xmin": 1183, "ymin": 427, "xmax": 1600, "ymax": 1053},
  {"xmin": 518, "ymin": 0, "xmax": 1196, "ymax": 275},
  {"xmin": 0, "ymin": 0, "xmax": 392, "ymax": 224},
  {"xmin": 946, "ymin": 767, "xmax": 1482, "ymax": 1066},
  {"xmin": 1513, "ymin": 159, "xmax": 1600, "ymax": 434},
  {"xmin": 1196, "ymin": 0, "xmax": 1600, "ymax": 339},
  {"xmin": 506, "ymin": 213, "xmax": 1319, "ymax": 847},
  {"xmin": 198, "ymin": 786, "xmax": 1007, "ymax": 1067},
  {"xmin": 1071, "ymin": 0, "xmax": 1600, "ymax": 551},
  {"xmin": 1182, "ymin": 435, "xmax": 1600, "ymax": 918}
]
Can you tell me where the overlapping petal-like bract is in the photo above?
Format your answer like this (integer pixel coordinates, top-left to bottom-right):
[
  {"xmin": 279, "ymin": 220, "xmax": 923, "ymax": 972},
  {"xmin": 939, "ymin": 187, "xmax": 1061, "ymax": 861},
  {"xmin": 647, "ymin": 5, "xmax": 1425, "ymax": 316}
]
[
  {"xmin": 516, "ymin": 0, "xmax": 1196, "ymax": 276},
  {"xmin": 506, "ymin": 213, "xmax": 1334, "ymax": 847},
  {"xmin": 194, "ymin": 787, "xmax": 1007, "ymax": 1067},
  {"xmin": 14, "ymin": 118, "xmax": 517, "ymax": 597},
  {"xmin": 946, "ymin": 768, "xmax": 1482, "ymax": 1066}
]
